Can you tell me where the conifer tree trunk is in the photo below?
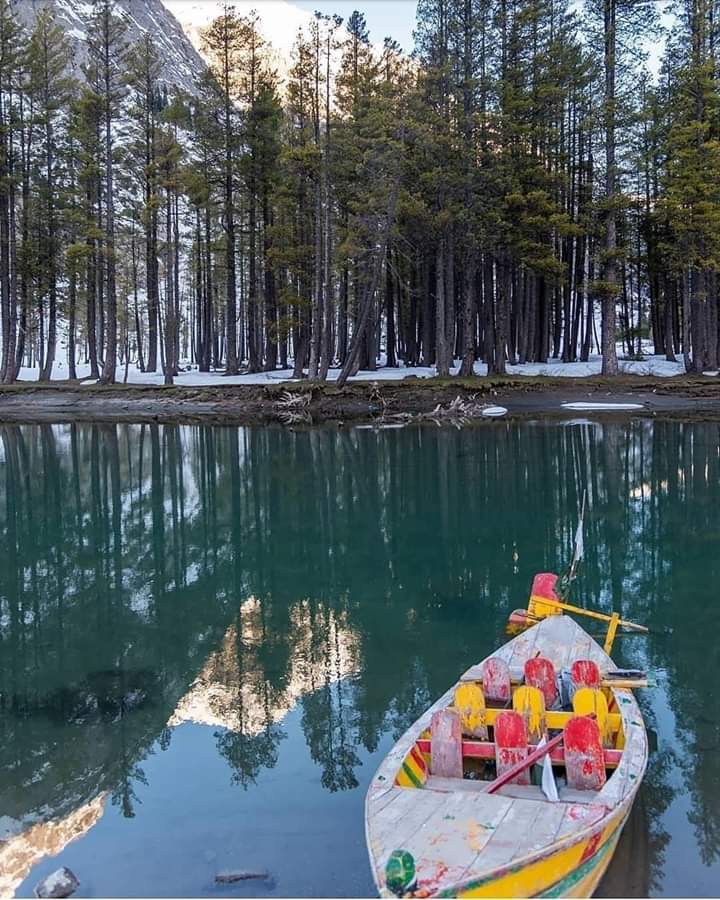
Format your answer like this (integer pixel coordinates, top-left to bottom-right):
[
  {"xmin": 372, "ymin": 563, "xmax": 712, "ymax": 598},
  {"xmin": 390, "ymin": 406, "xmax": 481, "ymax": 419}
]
[
  {"xmin": 319, "ymin": 24, "xmax": 334, "ymax": 380},
  {"xmin": 494, "ymin": 257, "xmax": 509, "ymax": 375},
  {"xmin": 203, "ymin": 204, "xmax": 213, "ymax": 371},
  {"xmin": 263, "ymin": 192, "xmax": 278, "ymax": 371},
  {"xmin": 435, "ymin": 239, "xmax": 449, "ymax": 376},
  {"xmin": 14, "ymin": 91, "xmax": 31, "ymax": 378},
  {"xmin": 600, "ymin": 0, "xmax": 619, "ymax": 375},
  {"xmin": 459, "ymin": 254, "xmax": 476, "ymax": 376},
  {"xmin": 99, "ymin": 46, "xmax": 117, "ymax": 380},
  {"xmin": 386, "ymin": 243, "xmax": 397, "ymax": 367},
  {"xmin": 164, "ymin": 188, "xmax": 174, "ymax": 385},
  {"xmin": 40, "ymin": 102, "xmax": 56, "ymax": 381},
  {"xmin": 224, "ymin": 105, "xmax": 238, "ymax": 374},
  {"xmin": 248, "ymin": 71, "xmax": 259, "ymax": 371},
  {"xmin": 308, "ymin": 21, "xmax": 323, "ymax": 378}
]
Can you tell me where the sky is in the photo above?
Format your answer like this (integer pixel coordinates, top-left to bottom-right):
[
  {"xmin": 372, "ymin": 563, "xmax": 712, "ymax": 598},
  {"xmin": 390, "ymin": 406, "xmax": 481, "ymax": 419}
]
[
  {"xmin": 290, "ymin": 0, "xmax": 417, "ymax": 51},
  {"xmin": 163, "ymin": 0, "xmax": 668, "ymax": 80},
  {"xmin": 163, "ymin": 0, "xmax": 418, "ymax": 60}
]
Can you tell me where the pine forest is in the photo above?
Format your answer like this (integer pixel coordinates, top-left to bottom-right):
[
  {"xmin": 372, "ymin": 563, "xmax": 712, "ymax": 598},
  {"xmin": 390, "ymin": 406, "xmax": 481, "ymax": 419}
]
[{"xmin": 1, "ymin": 0, "xmax": 719, "ymax": 386}]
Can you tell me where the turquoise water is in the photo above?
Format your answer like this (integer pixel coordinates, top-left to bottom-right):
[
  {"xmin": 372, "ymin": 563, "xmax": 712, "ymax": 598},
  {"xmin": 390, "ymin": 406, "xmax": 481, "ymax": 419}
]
[{"xmin": 1, "ymin": 420, "xmax": 719, "ymax": 897}]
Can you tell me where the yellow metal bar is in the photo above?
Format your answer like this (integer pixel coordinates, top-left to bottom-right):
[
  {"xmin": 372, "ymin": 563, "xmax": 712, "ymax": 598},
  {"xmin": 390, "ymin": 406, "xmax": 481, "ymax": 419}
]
[
  {"xmin": 445, "ymin": 706, "xmax": 623, "ymax": 733},
  {"xmin": 508, "ymin": 674, "xmax": 650, "ymax": 690},
  {"xmin": 601, "ymin": 677, "xmax": 650, "ymax": 689},
  {"xmin": 603, "ymin": 611, "xmax": 621, "ymax": 655},
  {"xmin": 529, "ymin": 596, "xmax": 648, "ymax": 634}
]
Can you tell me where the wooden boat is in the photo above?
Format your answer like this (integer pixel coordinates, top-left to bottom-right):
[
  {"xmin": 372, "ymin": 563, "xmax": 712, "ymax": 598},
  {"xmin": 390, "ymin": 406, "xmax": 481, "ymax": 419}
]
[{"xmin": 365, "ymin": 574, "xmax": 648, "ymax": 898}]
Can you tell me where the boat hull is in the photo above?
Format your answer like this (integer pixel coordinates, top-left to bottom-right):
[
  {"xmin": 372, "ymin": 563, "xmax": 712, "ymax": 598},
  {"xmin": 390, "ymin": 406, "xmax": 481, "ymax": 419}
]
[{"xmin": 439, "ymin": 801, "xmax": 632, "ymax": 898}]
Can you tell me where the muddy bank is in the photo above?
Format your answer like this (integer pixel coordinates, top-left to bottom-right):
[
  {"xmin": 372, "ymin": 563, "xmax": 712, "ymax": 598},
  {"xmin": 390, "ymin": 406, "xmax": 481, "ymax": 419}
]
[{"xmin": 0, "ymin": 375, "xmax": 718, "ymax": 425}]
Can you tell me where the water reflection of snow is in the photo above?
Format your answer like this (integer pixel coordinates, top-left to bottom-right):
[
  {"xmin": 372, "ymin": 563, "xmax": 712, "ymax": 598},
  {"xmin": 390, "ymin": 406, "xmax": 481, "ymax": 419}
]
[
  {"xmin": 0, "ymin": 795, "xmax": 106, "ymax": 898},
  {"xmin": 168, "ymin": 596, "xmax": 361, "ymax": 735}
]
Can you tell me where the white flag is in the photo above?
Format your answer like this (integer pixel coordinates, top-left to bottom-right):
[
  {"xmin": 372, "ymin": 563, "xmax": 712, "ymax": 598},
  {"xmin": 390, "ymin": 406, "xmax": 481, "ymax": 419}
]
[
  {"xmin": 574, "ymin": 518, "xmax": 584, "ymax": 563},
  {"xmin": 537, "ymin": 737, "xmax": 559, "ymax": 803}
]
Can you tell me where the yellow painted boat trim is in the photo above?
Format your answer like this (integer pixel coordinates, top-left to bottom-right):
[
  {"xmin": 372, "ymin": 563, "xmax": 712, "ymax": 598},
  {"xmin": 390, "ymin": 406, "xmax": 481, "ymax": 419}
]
[{"xmin": 441, "ymin": 806, "xmax": 629, "ymax": 898}]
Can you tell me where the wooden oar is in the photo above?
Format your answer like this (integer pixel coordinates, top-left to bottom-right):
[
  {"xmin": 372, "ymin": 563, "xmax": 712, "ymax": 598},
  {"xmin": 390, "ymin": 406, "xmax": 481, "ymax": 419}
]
[
  {"xmin": 486, "ymin": 730, "xmax": 565, "ymax": 794},
  {"xmin": 486, "ymin": 714, "xmax": 596, "ymax": 795},
  {"xmin": 603, "ymin": 669, "xmax": 656, "ymax": 689}
]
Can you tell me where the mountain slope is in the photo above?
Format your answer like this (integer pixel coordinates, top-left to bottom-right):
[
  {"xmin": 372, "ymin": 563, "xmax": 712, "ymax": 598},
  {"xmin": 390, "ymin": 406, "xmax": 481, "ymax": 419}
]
[{"xmin": 11, "ymin": 0, "xmax": 206, "ymax": 94}]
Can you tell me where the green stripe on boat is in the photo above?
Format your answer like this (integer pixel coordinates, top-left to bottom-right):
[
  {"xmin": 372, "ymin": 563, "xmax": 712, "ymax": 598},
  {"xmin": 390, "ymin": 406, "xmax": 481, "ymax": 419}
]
[
  {"xmin": 401, "ymin": 761, "xmax": 423, "ymax": 789},
  {"xmin": 538, "ymin": 829, "xmax": 621, "ymax": 898}
]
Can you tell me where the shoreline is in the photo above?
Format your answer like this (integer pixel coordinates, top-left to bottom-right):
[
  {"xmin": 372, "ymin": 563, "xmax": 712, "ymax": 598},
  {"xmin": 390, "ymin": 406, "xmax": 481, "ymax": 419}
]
[{"xmin": 0, "ymin": 376, "xmax": 718, "ymax": 425}]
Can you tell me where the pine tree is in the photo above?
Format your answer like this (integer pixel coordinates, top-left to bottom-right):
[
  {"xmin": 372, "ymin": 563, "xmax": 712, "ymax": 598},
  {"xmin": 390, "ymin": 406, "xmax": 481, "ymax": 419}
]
[
  {"xmin": 125, "ymin": 33, "xmax": 162, "ymax": 372},
  {"xmin": 68, "ymin": 85, "xmax": 103, "ymax": 379},
  {"xmin": 156, "ymin": 119, "xmax": 183, "ymax": 385},
  {"xmin": 27, "ymin": 7, "xmax": 73, "ymax": 381},
  {"xmin": 0, "ymin": 0, "xmax": 22, "ymax": 383},
  {"xmin": 334, "ymin": 10, "xmax": 379, "ymax": 373},
  {"xmin": 201, "ymin": 4, "xmax": 244, "ymax": 374},
  {"xmin": 275, "ymin": 30, "xmax": 317, "ymax": 377},
  {"xmin": 184, "ymin": 90, "xmax": 220, "ymax": 372},
  {"xmin": 85, "ymin": 0, "xmax": 128, "ymax": 384}
]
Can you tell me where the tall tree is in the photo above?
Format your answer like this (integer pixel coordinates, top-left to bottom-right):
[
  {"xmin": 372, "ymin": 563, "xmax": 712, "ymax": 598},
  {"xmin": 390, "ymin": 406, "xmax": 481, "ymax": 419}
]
[
  {"xmin": 27, "ymin": 8, "xmax": 73, "ymax": 381},
  {"xmin": 125, "ymin": 34, "xmax": 161, "ymax": 372},
  {"xmin": 202, "ymin": 4, "xmax": 244, "ymax": 374},
  {"xmin": 0, "ymin": 0, "xmax": 21, "ymax": 383},
  {"xmin": 85, "ymin": 0, "xmax": 127, "ymax": 384}
]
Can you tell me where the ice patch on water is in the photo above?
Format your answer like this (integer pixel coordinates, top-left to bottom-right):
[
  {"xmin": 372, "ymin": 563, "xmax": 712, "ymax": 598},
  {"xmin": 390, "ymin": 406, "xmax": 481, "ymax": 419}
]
[{"xmin": 561, "ymin": 402, "xmax": 644, "ymax": 411}]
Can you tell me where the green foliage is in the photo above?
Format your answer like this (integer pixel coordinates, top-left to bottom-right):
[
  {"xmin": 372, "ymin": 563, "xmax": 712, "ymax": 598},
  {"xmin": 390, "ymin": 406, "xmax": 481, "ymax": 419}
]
[{"xmin": 4, "ymin": 0, "xmax": 720, "ymax": 381}]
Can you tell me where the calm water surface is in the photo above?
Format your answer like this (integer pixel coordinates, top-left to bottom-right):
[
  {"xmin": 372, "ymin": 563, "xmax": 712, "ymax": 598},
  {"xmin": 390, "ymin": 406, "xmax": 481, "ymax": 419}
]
[{"xmin": 1, "ymin": 420, "xmax": 719, "ymax": 897}]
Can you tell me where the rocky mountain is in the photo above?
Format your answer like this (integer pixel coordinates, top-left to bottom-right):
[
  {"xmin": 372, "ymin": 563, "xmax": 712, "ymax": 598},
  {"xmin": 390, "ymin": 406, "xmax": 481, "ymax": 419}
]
[{"xmin": 11, "ymin": 0, "xmax": 207, "ymax": 94}]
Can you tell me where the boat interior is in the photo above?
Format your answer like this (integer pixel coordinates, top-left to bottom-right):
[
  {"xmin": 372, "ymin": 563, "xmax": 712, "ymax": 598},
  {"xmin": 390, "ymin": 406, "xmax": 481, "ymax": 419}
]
[{"xmin": 395, "ymin": 650, "xmax": 626, "ymax": 805}]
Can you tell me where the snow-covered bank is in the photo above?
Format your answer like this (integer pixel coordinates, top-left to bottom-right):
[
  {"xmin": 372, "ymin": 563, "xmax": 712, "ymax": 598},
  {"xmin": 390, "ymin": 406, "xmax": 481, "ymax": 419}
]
[
  {"xmin": 2, "ymin": 356, "xmax": 719, "ymax": 428},
  {"xmin": 14, "ymin": 353, "xmax": 695, "ymax": 386}
]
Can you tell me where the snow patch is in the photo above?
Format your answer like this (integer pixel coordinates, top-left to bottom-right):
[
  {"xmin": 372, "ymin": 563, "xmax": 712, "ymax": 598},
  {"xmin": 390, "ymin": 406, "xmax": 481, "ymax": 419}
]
[{"xmin": 13, "ymin": 353, "xmax": 690, "ymax": 386}]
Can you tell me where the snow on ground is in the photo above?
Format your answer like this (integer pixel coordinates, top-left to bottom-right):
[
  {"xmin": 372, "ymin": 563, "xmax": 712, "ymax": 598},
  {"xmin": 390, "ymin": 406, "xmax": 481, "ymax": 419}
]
[{"xmin": 14, "ymin": 353, "xmax": 693, "ymax": 385}]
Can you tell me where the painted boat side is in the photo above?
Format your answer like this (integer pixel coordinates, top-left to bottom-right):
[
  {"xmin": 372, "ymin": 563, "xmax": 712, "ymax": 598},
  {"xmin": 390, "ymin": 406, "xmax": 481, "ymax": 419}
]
[
  {"xmin": 537, "ymin": 815, "xmax": 626, "ymax": 898},
  {"xmin": 437, "ymin": 794, "xmax": 635, "ymax": 898}
]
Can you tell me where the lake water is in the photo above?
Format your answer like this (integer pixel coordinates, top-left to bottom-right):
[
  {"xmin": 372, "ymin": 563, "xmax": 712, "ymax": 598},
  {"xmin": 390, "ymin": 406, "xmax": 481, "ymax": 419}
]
[{"xmin": 1, "ymin": 420, "xmax": 719, "ymax": 898}]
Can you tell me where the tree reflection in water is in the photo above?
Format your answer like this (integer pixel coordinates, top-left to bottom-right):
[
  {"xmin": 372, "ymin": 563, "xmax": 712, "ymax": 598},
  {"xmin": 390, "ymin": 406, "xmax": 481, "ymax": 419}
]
[{"xmin": 1, "ymin": 420, "xmax": 719, "ymax": 895}]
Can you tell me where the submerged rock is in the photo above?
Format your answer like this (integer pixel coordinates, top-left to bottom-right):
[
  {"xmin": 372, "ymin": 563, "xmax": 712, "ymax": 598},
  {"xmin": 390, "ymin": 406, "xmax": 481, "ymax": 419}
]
[
  {"xmin": 215, "ymin": 870, "xmax": 270, "ymax": 883},
  {"xmin": 34, "ymin": 867, "xmax": 80, "ymax": 898}
]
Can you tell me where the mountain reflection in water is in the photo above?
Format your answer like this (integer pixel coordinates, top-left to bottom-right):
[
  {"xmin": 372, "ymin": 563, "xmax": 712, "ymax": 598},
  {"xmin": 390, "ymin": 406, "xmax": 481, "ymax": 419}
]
[{"xmin": 0, "ymin": 421, "xmax": 719, "ymax": 897}]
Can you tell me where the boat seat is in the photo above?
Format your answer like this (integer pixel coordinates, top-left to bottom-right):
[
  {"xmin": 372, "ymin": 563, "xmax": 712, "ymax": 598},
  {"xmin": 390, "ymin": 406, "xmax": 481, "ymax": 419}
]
[
  {"xmin": 494, "ymin": 710, "xmax": 530, "ymax": 786},
  {"xmin": 528, "ymin": 572, "xmax": 562, "ymax": 619},
  {"xmin": 483, "ymin": 657, "xmax": 511, "ymax": 704},
  {"xmin": 572, "ymin": 687, "xmax": 611, "ymax": 747},
  {"xmin": 564, "ymin": 716, "xmax": 607, "ymax": 791},
  {"xmin": 512, "ymin": 685, "xmax": 546, "ymax": 742},
  {"xmin": 430, "ymin": 708, "xmax": 463, "ymax": 778},
  {"xmin": 454, "ymin": 682, "xmax": 488, "ymax": 739},
  {"xmin": 524, "ymin": 656, "xmax": 559, "ymax": 708},
  {"xmin": 571, "ymin": 659, "xmax": 601, "ymax": 689}
]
